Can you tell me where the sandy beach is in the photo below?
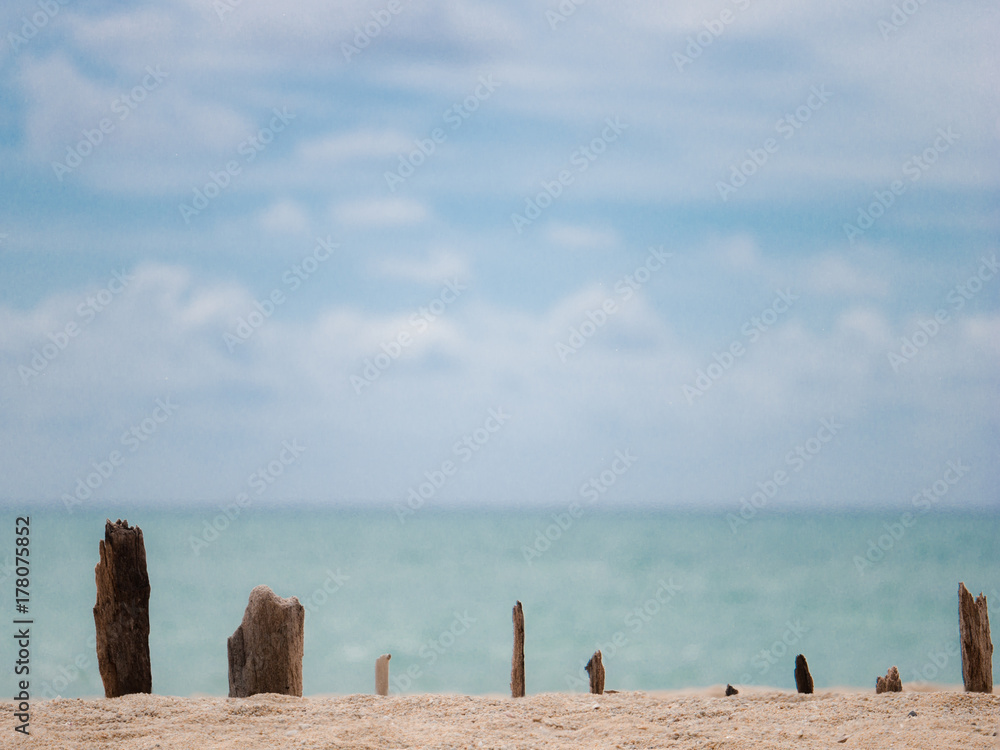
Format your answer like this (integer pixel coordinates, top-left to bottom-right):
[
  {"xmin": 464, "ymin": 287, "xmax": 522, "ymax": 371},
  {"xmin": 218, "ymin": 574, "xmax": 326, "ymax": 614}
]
[{"xmin": 7, "ymin": 687, "xmax": 998, "ymax": 749}]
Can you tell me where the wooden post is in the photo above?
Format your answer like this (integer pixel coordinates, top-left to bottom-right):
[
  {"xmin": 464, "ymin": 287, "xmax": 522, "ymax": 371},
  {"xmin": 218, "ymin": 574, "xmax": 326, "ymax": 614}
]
[
  {"xmin": 93, "ymin": 519, "xmax": 152, "ymax": 698},
  {"xmin": 794, "ymin": 654, "xmax": 814, "ymax": 694},
  {"xmin": 875, "ymin": 666, "xmax": 902, "ymax": 693},
  {"xmin": 958, "ymin": 582, "xmax": 993, "ymax": 693},
  {"xmin": 511, "ymin": 601, "xmax": 525, "ymax": 698},
  {"xmin": 228, "ymin": 585, "xmax": 305, "ymax": 698},
  {"xmin": 375, "ymin": 654, "xmax": 391, "ymax": 696},
  {"xmin": 585, "ymin": 650, "xmax": 605, "ymax": 694}
]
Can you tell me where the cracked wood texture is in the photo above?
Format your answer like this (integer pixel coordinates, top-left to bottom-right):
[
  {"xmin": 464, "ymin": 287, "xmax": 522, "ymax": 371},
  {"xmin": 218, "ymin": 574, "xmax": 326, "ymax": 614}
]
[
  {"xmin": 586, "ymin": 650, "xmax": 605, "ymax": 695},
  {"xmin": 958, "ymin": 582, "xmax": 993, "ymax": 693},
  {"xmin": 511, "ymin": 601, "xmax": 525, "ymax": 698},
  {"xmin": 93, "ymin": 519, "xmax": 152, "ymax": 698},
  {"xmin": 875, "ymin": 666, "xmax": 902, "ymax": 694},
  {"xmin": 228, "ymin": 585, "xmax": 305, "ymax": 698}
]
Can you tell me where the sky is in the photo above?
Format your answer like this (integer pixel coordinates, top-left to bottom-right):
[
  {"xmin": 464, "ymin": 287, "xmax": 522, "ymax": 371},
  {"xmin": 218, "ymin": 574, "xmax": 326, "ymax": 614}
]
[{"xmin": 0, "ymin": 0, "xmax": 997, "ymax": 513}]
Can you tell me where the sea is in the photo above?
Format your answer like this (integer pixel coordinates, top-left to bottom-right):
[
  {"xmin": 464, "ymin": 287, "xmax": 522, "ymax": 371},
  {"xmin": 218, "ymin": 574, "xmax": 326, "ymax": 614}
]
[{"xmin": 3, "ymin": 507, "xmax": 997, "ymax": 699}]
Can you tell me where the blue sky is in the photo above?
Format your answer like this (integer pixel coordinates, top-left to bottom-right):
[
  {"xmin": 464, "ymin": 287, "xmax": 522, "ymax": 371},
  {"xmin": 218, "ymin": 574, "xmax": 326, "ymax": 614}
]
[{"xmin": 0, "ymin": 0, "xmax": 997, "ymax": 511}]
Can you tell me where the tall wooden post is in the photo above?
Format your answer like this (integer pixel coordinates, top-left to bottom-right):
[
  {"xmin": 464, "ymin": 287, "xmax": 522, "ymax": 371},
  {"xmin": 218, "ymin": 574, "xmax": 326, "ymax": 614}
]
[
  {"xmin": 228, "ymin": 585, "xmax": 305, "ymax": 698},
  {"xmin": 511, "ymin": 601, "xmax": 525, "ymax": 698},
  {"xmin": 375, "ymin": 654, "xmax": 391, "ymax": 696},
  {"xmin": 958, "ymin": 582, "xmax": 993, "ymax": 693},
  {"xmin": 586, "ymin": 650, "xmax": 605, "ymax": 694},
  {"xmin": 794, "ymin": 654, "xmax": 814, "ymax": 694},
  {"xmin": 93, "ymin": 519, "xmax": 152, "ymax": 698}
]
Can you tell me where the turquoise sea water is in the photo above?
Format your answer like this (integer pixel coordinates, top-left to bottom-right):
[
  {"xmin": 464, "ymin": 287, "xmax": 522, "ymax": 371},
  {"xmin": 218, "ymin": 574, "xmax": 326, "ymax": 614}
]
[{"xmin": 2, "ymin": 508, "xmax": 997, "ymax": 698}]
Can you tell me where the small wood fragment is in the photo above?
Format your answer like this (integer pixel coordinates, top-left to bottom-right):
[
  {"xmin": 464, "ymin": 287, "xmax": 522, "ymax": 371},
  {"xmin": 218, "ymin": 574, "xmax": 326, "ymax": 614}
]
[
  {"xmin": 958, "ymin": 582, "xmax": 993, "ymax": 693},
  {"xmin": 585, "ymin": 650, "xmax": 605, "ymax": 695},
  {"xmin": 875, "ymin": 666, "xmax": 902, "ymax": 694},
  {"xmin": 93, "ymin": 519, "xmax": 152, "ymax": 698},
  {"xmin": 375, "ymin": 654, "xmax": 391, "ymax": 696},
  {"xmin": 725, "ymin": 684, "xmax": 739, "ymax": 696},
  {"xmin": 794, "ymin": 654, "xmax": 814, "ymax": 694},
  {"xmin": 227, "ymin": 585, "xmax": 305, "ymax": 698},
  {"xmin": 511, "ymin": 601, "xmax": 525, "ymax": 698}
]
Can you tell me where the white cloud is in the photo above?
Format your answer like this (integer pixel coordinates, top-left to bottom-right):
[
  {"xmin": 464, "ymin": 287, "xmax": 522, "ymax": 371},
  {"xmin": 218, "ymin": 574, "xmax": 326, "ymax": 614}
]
[
  {"xmin": 834, "ymin": 307, "xmax": 891, "ymax": 345},
  {"xmin": 372, "ymin": 249, "xmax": 469, "ymax": 284},
  {"xmin": 544, "ymin": 223, "xmax": 620, "ymax": 249},
  {"xmin": 17, "ymin": 52, "xmax": 255, "ymax": 192},
  {"xmin": 2, "ymin": 0, "xmax": 998, "ymax": 512},
  {"xmin": 258, "ymin": 199, "xmax": 310, "ymax": 234},
  {"xmin": 70, "ymin": 7, "xmax": 180, "ymax": 59},
  {"xmin": 296, "ymin": 130, "xmax": 413, "ymax": 164},
  {"xmin": 332, "ymin": 198, "xmax": 429, "ymax": 227},
  {"xmin": 805, "ymin": 255, "xmax": 889, "ymax": 298},
  {"xmin": 715, "ymin": 235, "xmax": 761, "ymax": 272},
  {"xmin": 960, "ymin": 315, "xmax": 1000, "ymax": 355},
  {"xmin": 0, "ymin": 263, "xmax": 998, "ymax": 506},
  {"xmin": 19, "ymin": 54, "xmax": 111, "ymax": 159}
]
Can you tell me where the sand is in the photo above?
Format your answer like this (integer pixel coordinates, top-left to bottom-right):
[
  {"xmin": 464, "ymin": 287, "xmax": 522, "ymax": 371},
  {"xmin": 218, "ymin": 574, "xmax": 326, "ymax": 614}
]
[{"xmin": 6, "ymin": 687, "xmax": 998, "ymax": 749}]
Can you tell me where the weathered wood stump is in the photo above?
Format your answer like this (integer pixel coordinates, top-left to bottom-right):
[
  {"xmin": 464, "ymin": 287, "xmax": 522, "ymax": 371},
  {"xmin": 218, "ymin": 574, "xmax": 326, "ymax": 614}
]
[
  {"xmin": 228, "ymin": 585, "xmax": 305, "ymax": 698},
  {"xmin": 511, "ymin": 601, "xmax": 525, "ymax": 698},
  {"xmin": 375, "ymin": 654, "xmax": 391, "ymax": 696},
  {"xmin": 93, "ymin": 519, "xmax": 152, "ymax": 698},
  {"xmin": 875, "ymin": 666, "xmax": 902, "ymax": 693},
  {"xmin": 958, "ymin": 582, "xmax": 993, "ymax": 693},
  {"xmin": 794, "ymin": 654, "xmax": 814, "ymax": 694},
  {"xmin": 586, "ymin": 650, "xmax": 605, "ymax": 695}
]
